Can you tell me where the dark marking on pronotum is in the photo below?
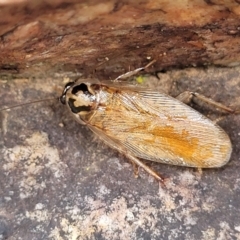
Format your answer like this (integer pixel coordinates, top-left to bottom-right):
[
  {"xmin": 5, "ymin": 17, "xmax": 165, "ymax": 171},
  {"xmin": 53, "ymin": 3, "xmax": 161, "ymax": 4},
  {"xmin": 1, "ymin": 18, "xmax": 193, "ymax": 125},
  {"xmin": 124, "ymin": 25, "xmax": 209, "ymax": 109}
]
[
  {"xmin": 72, "ymin": 83, "xmax": 93, "ymax": 95},
  {"xmin": 68, "ymin": 98, "xmax": 92, "ymax": 113}
]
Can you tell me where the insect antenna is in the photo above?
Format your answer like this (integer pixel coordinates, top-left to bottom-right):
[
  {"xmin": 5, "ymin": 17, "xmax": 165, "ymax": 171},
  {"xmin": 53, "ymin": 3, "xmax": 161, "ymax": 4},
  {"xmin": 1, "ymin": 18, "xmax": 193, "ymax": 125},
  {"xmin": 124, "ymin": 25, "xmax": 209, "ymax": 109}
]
[{"xmin": 0, "ymin": 97, "xmax": 58, "ymax": 112}]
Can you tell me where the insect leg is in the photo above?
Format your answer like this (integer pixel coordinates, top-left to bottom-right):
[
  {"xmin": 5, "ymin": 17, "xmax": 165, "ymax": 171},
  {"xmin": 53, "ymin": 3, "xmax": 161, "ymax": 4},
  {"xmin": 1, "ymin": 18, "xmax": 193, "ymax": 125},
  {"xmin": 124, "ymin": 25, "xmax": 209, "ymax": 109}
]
[
  {"xmin": 125, "ymin": 153, "xmax": 165, "ymax": 183},
  {"xmin": 114, "ymin": 60, "xmax": 156, "ymax": 82},
  {"xmin": 212, "ymin": 116, "xmax": 229, "ymax": 124},
  {"xmin": 128, "ymin": 160, "xmax": 139, "ymax": 178},
  {"xmin": 176, "ymin": 91, "xmax": 236, "ymax": 114}
]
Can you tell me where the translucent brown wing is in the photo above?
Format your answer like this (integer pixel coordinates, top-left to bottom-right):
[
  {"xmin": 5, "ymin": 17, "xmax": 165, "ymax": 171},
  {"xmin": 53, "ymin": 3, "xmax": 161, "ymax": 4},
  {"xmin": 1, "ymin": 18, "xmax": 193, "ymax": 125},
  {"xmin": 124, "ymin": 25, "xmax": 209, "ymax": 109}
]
[{"xmin": 87, "ymin": 86, "xmax": 232, "ymax": 168}]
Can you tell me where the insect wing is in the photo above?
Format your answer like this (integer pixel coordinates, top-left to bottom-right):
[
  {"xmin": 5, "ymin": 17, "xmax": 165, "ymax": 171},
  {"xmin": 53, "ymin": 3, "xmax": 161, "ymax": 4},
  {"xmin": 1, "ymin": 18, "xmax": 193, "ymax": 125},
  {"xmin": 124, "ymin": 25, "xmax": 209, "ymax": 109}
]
[{"xmin": 87, "ymin": 86, "xmax": 232, "ymax": 168}]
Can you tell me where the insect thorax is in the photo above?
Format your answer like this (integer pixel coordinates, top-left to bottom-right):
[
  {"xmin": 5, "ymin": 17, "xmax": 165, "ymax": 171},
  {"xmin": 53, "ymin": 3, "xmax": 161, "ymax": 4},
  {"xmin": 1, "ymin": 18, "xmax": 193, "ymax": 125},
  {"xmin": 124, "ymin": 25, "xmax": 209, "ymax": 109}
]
[{"xmin": 62, "ymin": 82, "xmax": 100, "ymax": 124}]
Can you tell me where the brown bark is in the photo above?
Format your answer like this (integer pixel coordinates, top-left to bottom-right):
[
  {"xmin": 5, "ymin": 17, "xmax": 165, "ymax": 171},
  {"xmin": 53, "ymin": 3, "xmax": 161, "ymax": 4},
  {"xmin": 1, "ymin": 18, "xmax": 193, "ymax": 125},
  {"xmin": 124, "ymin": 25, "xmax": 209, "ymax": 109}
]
[{"xmin": 1, "ymin": 0, "xmax": 240, "ymax": 78}]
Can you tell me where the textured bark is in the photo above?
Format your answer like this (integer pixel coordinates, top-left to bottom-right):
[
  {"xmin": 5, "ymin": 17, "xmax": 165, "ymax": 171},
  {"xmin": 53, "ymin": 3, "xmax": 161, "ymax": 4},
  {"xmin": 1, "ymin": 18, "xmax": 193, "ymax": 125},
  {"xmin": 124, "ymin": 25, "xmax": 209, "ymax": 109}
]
[{"xmin": 1, "ymin": 0, "xmax": 240, "ymax": 78}]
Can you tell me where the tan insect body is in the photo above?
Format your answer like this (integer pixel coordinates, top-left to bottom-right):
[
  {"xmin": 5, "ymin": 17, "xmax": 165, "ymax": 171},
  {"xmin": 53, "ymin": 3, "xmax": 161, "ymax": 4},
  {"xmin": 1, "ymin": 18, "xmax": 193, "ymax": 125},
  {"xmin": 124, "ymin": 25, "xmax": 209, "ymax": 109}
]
[
  {"xmin": 60, "ymin": 77, "xmax": 233, "ymax": 182},
  {"xmin": 2, "ymin": 62, "xmax": 236, "ymax": 182}
]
